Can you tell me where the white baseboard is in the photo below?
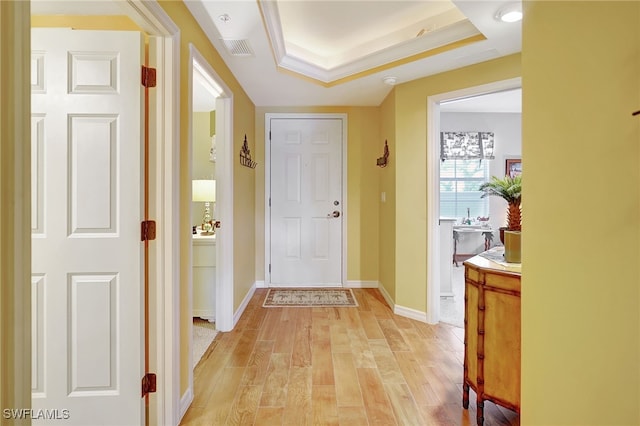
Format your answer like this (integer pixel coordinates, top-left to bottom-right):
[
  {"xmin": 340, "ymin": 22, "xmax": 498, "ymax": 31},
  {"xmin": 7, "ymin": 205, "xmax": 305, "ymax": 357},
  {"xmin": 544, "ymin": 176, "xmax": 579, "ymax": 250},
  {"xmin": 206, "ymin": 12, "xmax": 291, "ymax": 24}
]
[
  {"xmin": 377, "ymin": 282, "xmax": 428, "ymax": 324},
  {"xmin": 345, "ymin": 280, "xmax": 379, "ymax": 288},
  {"xmin": 376, "ymin": 283, "xmax": 395, "ymax": 311},
  {"xmin": 178, "ymin": 387, "xmax": 193, "ymax": 423},
  {"xmin": 256, "ymin": 281, "xmax": 373, "ymax": 289},
  {"xmin": 394, "ymin": 304, "xmax": 428, "ymax": 323},
  {"xmin": 233, "ymin": 284, "xmax": 257, "ymax": 327}
]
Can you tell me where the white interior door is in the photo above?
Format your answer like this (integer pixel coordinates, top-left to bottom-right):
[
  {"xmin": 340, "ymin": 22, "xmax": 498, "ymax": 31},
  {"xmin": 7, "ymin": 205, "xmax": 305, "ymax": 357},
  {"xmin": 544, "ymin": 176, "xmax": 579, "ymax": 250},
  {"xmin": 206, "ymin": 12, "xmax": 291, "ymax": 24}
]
[
  {"xmin": 268, "ymin": 117, "xmax": 344, "ymax": 287},
  {"xmin": 31, "ymin": 28, "xmax": 144, "ymax": 425}
]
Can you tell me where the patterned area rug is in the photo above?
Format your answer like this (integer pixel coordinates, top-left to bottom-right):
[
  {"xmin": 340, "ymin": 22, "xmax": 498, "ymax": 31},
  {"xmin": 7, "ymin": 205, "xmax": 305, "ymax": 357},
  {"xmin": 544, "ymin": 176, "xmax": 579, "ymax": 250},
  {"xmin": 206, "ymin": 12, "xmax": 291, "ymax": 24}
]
[{"xmin": 263, "ymin": 288, "xmax": 358, "ymax": 307}]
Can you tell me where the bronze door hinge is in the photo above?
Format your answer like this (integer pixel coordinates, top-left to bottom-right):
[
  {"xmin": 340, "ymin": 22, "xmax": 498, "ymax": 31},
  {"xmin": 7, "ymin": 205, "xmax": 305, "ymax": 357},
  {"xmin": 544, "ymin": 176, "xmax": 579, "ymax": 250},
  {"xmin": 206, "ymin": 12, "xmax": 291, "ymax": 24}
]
[
  {"xmin": 141, "ymin": 373, "xmax": 156, "ymax": 397},
  {"xmin": 141, "ymin": 220, "xmax": 156, "ymax": 241},
  {"xmin": 141, "ymin": 65, "xmax": 157, "ymax": 88}
]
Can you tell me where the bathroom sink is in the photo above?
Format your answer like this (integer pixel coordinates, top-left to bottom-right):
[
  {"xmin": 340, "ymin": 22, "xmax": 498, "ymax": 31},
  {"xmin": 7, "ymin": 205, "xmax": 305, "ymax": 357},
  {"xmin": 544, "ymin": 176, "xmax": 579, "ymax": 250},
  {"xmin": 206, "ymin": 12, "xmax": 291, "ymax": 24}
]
[{"xmin": 454, "ymin": 225, "xmax": 483, "ymax": 229}]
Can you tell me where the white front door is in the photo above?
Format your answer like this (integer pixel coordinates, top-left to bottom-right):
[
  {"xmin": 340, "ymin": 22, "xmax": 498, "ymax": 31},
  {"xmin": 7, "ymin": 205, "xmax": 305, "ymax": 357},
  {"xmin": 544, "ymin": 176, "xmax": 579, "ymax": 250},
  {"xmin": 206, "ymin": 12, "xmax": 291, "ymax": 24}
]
[
  {"xmin": 268, "ymin": 116, "xmax": 344, "ymax": 287},
  {"xmin": 31, "ymin": 28, "xmax": 144, "ymax": 425}
]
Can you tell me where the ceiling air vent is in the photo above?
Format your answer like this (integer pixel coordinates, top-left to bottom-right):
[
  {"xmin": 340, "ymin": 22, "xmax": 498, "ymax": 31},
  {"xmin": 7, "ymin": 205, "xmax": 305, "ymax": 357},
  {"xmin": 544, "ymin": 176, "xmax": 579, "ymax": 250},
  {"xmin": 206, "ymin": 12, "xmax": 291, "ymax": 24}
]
[{"xmin": 221, "ymin": 39, "xmax": 254, "ymax": 57}]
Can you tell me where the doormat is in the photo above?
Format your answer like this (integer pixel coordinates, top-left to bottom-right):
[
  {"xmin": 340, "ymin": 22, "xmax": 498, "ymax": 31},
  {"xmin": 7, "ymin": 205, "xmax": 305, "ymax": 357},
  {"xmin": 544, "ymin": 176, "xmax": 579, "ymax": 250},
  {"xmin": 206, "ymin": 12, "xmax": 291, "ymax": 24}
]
[{"xmin": 263, "ymin": 288, "xmax": 358, "ymax": 308}]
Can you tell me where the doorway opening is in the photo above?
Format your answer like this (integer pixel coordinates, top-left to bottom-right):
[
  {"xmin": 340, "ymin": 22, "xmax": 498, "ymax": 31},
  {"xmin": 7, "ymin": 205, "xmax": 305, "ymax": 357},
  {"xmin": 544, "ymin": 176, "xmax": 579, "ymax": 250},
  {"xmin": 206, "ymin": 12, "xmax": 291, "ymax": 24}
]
[
  {"xmin": 426, "ymin": 78, "xmax": 522, "ymax": 325},
  {"xmin": 187, "ymin": 45, "xmax": 235, "ymax": 396},
  {"xmin": 190, "ymin": 56, "xmax": 219, "ymax": 370}
]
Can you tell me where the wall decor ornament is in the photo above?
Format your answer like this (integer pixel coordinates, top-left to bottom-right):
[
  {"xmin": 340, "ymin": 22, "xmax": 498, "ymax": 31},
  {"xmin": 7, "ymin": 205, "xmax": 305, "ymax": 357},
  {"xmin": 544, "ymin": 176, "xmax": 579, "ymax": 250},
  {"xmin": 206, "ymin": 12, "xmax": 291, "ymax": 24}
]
[
  {"xmin": 376, "ymin": 139, "xmax": 389, "ymax": 167},
  {"xmin": 239, "ymin": 134, "xmax": 257, "ymax": 169},
  {"xmin": 440, "ymin": 131, "xmax": 495, "ymax": 161}
]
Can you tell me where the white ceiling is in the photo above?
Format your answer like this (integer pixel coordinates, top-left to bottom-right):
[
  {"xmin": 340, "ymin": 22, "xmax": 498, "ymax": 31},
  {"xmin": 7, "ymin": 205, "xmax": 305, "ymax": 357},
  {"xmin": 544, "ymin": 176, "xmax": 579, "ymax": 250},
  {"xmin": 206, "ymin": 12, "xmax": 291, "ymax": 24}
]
[
  {"xmin": 184, "ymin": 0, "xmax": 522, "ymax": 107},
  {"xmin": 259, "ymin": 0, "xmax": 478, "ymax": 83},
  {"xmin": 31, "ymin": 0, "xmax": 522, "ymax": 112}
]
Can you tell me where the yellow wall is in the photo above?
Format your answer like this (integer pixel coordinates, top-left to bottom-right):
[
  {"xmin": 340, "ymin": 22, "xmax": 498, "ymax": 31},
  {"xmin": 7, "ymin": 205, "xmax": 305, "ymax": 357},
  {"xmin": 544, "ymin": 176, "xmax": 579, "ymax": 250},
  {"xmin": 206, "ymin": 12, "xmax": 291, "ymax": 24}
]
[
  {"xmin": 158, "ymin": 0, "xmax": 256, "ymax": 395},
  {"xmin": 378, "ymin": 91, "xmax": 397, "ymax": 299},
  {"xmin": 254, "ymin": 107, "xmax": 381, "ymax": 283},
  {"xmin": 1, "ymin": 0, "xmax": 32, "ymax": 413},
  {"xmin": 31, "ymin": 15, "xmax": 140, "ymax": 30},
  {"xmin": 522, "ymin": 2, "xmax": 640, "ymax": 424},
  {"xmin": 387, "ymin": 54, "xmax": 521, "ymax": 312},
  {"xmin": 346, "ymin": 107, "xmax": 381, "ymax": 281}
]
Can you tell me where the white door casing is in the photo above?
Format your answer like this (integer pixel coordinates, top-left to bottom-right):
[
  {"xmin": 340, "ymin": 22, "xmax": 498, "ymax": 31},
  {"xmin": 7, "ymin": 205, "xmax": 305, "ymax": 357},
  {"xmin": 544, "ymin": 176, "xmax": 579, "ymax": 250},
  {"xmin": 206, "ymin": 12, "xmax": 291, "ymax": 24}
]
[
  {"xmin": 31, "ymin": 28, "xmax": 144, "ymax": 425},
  {"xmin": 426, "ymin": 77, "xmax": 522, "ymax": 324},
  {"xmin": 188, "ymin": 44, "xmax": 235, "ymax": 335},
  {"xmin": 267, "ymin": 115, "xmax": 346, "ymax": 287}
]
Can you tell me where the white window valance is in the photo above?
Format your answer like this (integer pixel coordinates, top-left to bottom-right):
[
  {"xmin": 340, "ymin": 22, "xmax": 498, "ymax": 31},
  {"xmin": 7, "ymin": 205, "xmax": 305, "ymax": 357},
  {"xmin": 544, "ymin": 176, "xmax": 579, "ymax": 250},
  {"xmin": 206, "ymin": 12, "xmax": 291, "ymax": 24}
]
[{"xmin": 440, "ymin": 132, "xmax": 495, "ymax": 160}]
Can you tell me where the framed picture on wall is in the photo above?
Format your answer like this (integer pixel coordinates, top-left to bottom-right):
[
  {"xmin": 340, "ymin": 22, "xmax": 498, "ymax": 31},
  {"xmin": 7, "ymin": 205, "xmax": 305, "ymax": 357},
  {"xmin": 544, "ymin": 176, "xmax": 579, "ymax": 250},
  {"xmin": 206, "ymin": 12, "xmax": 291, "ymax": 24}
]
[{"xmin": 506, "ymin": 158, "xmax": 522, "ymax": 178}]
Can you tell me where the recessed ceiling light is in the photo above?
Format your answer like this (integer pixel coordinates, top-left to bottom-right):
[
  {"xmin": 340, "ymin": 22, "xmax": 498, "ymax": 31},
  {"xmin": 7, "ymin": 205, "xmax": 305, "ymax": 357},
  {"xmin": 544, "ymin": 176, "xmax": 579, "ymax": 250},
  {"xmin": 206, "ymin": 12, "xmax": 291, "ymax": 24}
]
[{"xmin": 495, "ymin": 3, "xmax": 523, "ymax": 23}]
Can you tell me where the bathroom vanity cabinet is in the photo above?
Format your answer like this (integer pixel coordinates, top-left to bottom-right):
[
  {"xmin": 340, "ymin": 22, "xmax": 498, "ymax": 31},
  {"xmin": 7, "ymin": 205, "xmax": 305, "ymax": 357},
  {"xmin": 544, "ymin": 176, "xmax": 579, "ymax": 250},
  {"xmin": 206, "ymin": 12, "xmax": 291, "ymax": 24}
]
[{"xmin": 192, "ymin": 233, "xmax": 216, "ymax": 322}]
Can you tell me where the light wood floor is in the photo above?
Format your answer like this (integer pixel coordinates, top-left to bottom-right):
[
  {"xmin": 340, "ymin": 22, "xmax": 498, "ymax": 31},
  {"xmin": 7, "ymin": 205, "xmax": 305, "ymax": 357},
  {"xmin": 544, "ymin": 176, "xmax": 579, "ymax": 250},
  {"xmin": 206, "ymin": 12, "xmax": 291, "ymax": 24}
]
[{"xmin": 180, "ymin": 288, "xmax": 519, "ymax": 426}]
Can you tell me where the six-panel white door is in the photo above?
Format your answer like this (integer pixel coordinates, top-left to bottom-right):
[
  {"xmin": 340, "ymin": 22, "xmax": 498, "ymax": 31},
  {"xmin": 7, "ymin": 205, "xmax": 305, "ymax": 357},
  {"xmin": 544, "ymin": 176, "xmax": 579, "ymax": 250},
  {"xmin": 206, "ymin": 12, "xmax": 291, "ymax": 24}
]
[
  {"xmin": 269, "ymin": 118, "xmax": 343, "ymax": 287},
  {"xmin": 31, "ymin": 28, "xmax": 144, "ymax": 425}
]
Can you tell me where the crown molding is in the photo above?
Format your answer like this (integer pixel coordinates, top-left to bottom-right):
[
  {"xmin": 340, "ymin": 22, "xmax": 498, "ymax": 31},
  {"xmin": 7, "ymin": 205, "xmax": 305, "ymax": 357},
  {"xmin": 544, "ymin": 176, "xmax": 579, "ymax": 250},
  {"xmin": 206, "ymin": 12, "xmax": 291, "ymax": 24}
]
[{"xmin": 259, "ymin": 0, "xmax": 483, "ymax": 85}]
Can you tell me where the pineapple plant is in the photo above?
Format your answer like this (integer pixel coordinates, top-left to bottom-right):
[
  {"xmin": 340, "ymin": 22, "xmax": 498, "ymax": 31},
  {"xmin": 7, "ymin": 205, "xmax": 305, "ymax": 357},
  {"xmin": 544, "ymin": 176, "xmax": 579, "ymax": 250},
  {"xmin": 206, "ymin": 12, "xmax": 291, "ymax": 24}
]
[{"xmin": 479, "ymin": 174, "xmax": 522, "ymax": 231}]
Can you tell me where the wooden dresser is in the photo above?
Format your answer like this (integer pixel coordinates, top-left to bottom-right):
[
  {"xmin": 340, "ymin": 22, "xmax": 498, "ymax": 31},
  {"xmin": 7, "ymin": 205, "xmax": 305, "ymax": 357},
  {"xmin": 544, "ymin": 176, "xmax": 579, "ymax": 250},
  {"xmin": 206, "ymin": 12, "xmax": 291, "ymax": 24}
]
[{"xmin": 463, "ymin": 250, "xmax": 521, "ymax": 425}]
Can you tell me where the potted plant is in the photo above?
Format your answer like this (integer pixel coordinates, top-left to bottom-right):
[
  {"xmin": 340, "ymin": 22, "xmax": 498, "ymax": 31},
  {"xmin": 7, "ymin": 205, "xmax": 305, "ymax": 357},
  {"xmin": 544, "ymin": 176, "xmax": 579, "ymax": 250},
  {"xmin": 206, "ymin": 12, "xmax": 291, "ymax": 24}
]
[{"xmin": 479, "ymin": 174, "xmax": 522, "ymax": 262}]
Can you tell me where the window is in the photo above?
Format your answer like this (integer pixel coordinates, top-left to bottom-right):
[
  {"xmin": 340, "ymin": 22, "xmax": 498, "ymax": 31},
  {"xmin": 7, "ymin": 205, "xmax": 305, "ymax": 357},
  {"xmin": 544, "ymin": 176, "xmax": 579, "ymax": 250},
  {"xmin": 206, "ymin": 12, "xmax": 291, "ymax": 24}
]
[{"xmin": 440, "ymin": 159, "xmax": 489, "ymax": 220}]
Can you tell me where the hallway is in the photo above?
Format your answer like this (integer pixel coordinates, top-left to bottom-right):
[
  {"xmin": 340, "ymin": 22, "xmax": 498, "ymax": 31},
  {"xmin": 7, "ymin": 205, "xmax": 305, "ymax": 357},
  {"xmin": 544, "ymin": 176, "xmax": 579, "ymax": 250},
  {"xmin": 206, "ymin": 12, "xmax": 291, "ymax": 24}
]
[{"xmin": 181, "ymin": 288, "xmax": 519, "ymax": 425}]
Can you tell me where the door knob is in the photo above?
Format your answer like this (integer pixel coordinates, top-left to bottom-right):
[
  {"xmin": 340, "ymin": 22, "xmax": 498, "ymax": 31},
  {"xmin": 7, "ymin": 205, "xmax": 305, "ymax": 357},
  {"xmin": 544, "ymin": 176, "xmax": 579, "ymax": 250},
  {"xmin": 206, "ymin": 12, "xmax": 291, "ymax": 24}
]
[{"xmin": 327, "ymin": 210, "xmax": 340, "ymax": 218}]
